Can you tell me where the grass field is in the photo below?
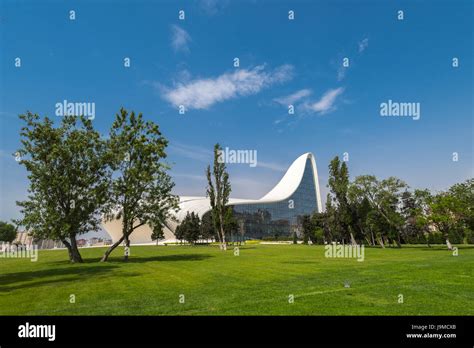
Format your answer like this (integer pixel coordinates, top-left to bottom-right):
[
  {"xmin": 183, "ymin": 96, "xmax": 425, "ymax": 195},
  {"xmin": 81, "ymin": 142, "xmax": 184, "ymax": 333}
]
[{"xmin": 0, "ymin": 243, "xmax": 473, "ymax": 315}]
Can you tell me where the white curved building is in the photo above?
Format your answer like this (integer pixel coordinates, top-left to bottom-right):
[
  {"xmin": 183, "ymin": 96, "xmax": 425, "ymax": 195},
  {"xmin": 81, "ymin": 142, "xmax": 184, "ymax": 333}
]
[{"xmin": 102, "ymin": 152, "xmax": 322, "ymax": 244}]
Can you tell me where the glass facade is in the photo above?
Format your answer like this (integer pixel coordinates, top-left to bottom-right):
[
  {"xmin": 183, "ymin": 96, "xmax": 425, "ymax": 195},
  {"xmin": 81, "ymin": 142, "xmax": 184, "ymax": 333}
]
[{"xmin": 231, "ymin": 158, "xmax": 318, "ymax": 239}]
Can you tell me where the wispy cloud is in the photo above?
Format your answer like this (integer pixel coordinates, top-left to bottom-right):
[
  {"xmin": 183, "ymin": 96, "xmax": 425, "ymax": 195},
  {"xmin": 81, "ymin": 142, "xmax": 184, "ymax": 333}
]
[
  {"xmin": 257, "ymin": 161, "xmax": 286, "ymax": 172},
  {"xmin": 173, "ymin": 173, "xmax": 206, "ymax": 181},
  {"xmin": 274, "ymin": 89, "xmax": 312, "ymax": 105},
  {"xmin": 304, "ymin": 87, "xmax": 344, "ymax": 114},
  {"xmin": 168, "ymin": 142, "xmax": 212, "ymax": 162},
  {"xmin": 161, "ymin": 64, "xmax": 294, "ymax": 110},
  {"xmin": 358, "ymin": 38, "xmax": 369, "ymax": 53},
  {"xmin": 171, "ymin": 25, "xmax": 191, "ymax": 53},
  {"xmin": 199, "ymin": 0, "xmax": 229, "ymax": 15}
]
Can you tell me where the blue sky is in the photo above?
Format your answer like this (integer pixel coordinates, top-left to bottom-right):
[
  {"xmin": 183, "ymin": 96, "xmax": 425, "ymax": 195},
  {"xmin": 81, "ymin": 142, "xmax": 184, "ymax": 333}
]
[{"xmin": 0, "ymin": 0, "xmax": 473, "ymax": 227}]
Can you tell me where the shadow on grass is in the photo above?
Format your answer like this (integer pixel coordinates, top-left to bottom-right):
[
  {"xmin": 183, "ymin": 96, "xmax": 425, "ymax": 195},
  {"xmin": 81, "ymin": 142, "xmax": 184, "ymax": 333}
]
[
  {"xmin": 0, "ymin": 264, "xmax": 128, "ymax": 292},
  {"xmin": 281, "ymin": 260, "xmax": 320, "ymax": 265},
  {"xmin": 417, "ymin": 246, "xmax": 474, "ymax": 251},
  {"xmin": 104, "ymin": 253, "xmax": 214, "ymax": 263}
]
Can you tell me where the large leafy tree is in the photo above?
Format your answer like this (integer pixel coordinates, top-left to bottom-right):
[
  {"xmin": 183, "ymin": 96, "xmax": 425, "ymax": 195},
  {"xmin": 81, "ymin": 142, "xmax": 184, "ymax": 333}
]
[
  {"xmin": 16, "ymin": 113, "xmax": 109, "ymax": 263},
  {"xmin": 0, "ymin": 221, "xmax": 17, "ymax": 243},
  {"xmin": 426, "ymin": 189, "xmax": 469, "ymax": 250},
  {"xmin": 400, "ymin": 189, "xmax": 432, "ymax": 245},
  {"xmin": 448, "ymin": 179, "xmax": 474, "ymax": 234},
  {"xmin": 101, "ymin": 108, "xmax": 179, "ymax": 261},
  {"xmin": 206, "ymin": 143, "xmax": 231, "ymax": 251},
  {"xmin": 351, "ymin": 175, "xmax": 407, "ymax": 247}
]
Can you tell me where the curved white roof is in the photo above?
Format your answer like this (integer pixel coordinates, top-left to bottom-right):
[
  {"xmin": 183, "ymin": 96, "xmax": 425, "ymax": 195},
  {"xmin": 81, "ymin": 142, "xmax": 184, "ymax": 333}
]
[
  {"xmin": 102, "ymin": 152, "xmax": 322, "ymax": 244},
  {"xmin": 173, "ymin": 152, "xmax": 322, "ymax": 221}
]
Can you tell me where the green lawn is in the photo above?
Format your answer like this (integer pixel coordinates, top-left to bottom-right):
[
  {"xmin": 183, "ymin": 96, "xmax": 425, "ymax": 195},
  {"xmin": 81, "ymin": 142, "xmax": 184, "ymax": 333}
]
[{"xmin": 0, "ymin": 243, "xmax": 473, "ymax": 315}]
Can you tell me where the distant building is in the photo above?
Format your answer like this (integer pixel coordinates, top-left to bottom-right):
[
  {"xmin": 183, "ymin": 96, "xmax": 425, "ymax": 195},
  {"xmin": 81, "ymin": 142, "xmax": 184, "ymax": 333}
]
[
  {"xmin": 76, "ymin": 239, "xmax": 88, "ymax": 247},
  {"xmin": 103, "ymin": 152, "xmax": 323, "ymax": 244},
  {"xmin": 13, "ymin": 231, "xmax": 64, "ymax": 249}
]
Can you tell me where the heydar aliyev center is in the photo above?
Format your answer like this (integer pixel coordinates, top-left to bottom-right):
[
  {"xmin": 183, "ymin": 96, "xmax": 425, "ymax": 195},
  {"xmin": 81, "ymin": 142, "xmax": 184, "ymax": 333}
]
[{"xmin": 102, "ymin": 152, "xmax": 322, "ymax": 244}]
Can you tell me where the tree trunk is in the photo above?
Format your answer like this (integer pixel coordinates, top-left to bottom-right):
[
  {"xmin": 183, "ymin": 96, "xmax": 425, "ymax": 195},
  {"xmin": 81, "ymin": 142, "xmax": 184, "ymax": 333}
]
[
  {"xmin": 378, "ymin": 236, "xmax": 385, "ymax": 248},
  {"xmin": 124, "ymin": 235, "xmax": 130, "ymax": 261},
  {"xmin": 63, "ymin": 236, "xmax": 83, "ymax": 263},
  {"xmin": 445, "ymin": 238, "xmax": 453, "ymax": 250},
  {"xmin": 350, "ymin": 232, "xmax": 357, "ymax": 246},
  {"xmin": 221, "ymin": 226, "xmax": 227, "ymax": 250},
  {"xmin": 218, "ymin": 211, "xmax": 226, "ymax": 250},
  {"xmin": 101, "ymin": 235, "xmax": 125, "ymax": 262},
  {"xmin": 395, "ymin": 234, "xmax": 402, "ymax": 248}
]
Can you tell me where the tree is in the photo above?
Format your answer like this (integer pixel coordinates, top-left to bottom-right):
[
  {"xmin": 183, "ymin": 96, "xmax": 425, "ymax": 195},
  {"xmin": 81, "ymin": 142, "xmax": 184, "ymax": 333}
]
[
  {"xmin": 448, "ymin": 179, "xmax": 474, "ymax": 236},
  {"xmin": 101, "ymin": 108, "xmax": 179, "ymax": 261},
  {"xmin": 427, "ymin": 192, "xmax": 464, "ymax": 250},
  {"xmin": 324, "ymin": 194, "xmax": 342, "ymax": 242},
  {"xmin": 151, "ymin": 222, "xmax": 165, "ymax": 245},
  {"xmin": 351, "ymin": 175, "xmax": 407, "ymax": 247},
  {"xmin": 328, "ymin": 157, "xmax": 357, "ymax": 244},
  {"xmin": 301, "ymin": 214, "xmax": 313, "ymax": 244},
  {"xmin": 292, "ymin": 230, "xmax": 297, "ymax": 244},
  {"xmin": 206, "ymin": 143, "xmax": 232, "ymax": 251},
  {"xmin": 16, "ymin": 113, "xmax": 109, "ymax": 263},
  {"xmin": 176, "ymin": 212, "xmax": 201, "ymax": 245},
  {"xmin": 400, "ymin": 189, "xmax": 432, "ymax": 245},
  {"xmin": 224, "ymin": 208, "xmax": 238, "ymax": 244},
  {"xmin": 311, "ymin": 212, "xmax": 326, "ymax": 244},
  {"xmin": 175, "ymin": 221, "xmax": 185, "ymax": 244},
  {"xmin": 200, "ymin": 211, "xmax": 216, "ymax": 242},
  {"xmin": 0, "ymin": 221, "xmax": 17, "ymax": 243}
]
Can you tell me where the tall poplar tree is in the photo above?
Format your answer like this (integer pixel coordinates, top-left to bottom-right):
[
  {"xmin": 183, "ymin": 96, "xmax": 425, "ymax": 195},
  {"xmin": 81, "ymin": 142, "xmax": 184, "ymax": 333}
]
[{"xmin": 206, "ymin": 143, "xmax": 231, "ymax": 250}]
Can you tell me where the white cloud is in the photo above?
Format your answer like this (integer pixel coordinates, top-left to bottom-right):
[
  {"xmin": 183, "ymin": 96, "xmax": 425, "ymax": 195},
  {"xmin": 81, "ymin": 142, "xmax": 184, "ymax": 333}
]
[
  {"xmin": 274, "ymin": 89, "xmax": 312, "ymax": 105},
  {"xmin": 199, "ymin": 0, "xmax": 229, "ymax": 15},
  {"xmin": 171, "ymin": 25, "xmax": 191, "ymax": 52},
  {"xmin": 358, "ymin": 38, "xmax": 369, "ymax": 53},
  {"xmin": 168, "ymin": 142, "xmax": 212, "ymax": 162},
  {"xmin": 162, "ymin": 64, "xmax": 294, "ymax": 110},
  {"xmin": 173, "ymin": 173, "xmax": 206, "ymax": 181},
  {"xmin": 304, "ymin": 87, "xmax": 344, "ymax": 114},
  {"xmin": 257, "ymin": 161, "xmax": 286, "ymax": 172}
]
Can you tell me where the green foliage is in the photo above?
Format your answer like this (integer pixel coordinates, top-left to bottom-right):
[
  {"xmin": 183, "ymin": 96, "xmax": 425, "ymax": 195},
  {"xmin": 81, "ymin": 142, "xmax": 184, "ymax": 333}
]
[
  {"xmin": 102, "ymin": 108, "xmax": 179, "ymax": 261},
  {"xmin": 200, "ymin": 211, "xmax": 216, "ymax": 240},
  {"xmin": 0, "ymin": 221, "xmax": 17, "ymax": 243},
  {"xmin": 151, "ymin": 222, "xmax": 165, "ymax": 242},
  {"xmin": 350, "ymin": 175, "xmax": 407, "ymax": 247},
  {"xmin": 175, "ymin": 212, "xmax": 201, "ymax": 245},
  {"xmin": 327, "ymin": 157, "xmax": 354, "ymax": 241},
  {"xmin": 301, "ymin": 214, "xmax": 312, "ymax": 244},
  {"xmin": 15, "ymin": 113, "xmax": 110, "ymax": 262},
  {"xmin": 206, "ymin": 143, "xmax": 232, "ymax": 249},
  {"xmin": 316, "ymin": 157, "xmax": 473, "ymax": 249}
]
